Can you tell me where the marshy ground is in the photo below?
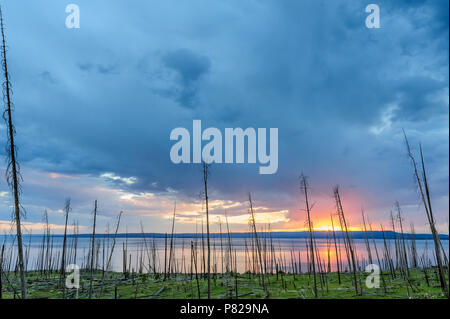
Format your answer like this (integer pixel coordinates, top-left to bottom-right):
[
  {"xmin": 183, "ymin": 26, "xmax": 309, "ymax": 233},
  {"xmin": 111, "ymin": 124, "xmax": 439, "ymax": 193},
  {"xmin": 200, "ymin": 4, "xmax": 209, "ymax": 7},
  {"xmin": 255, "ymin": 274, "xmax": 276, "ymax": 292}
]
[{"xmin": 1, "ymin": 268, "xmax": 447, "ymax": 299}]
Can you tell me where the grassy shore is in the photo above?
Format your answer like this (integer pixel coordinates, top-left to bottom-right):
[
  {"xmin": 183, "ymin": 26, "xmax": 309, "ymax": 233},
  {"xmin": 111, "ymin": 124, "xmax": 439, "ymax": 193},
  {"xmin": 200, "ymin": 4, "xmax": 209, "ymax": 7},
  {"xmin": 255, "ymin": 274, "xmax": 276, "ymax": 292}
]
[{"xmin": 0, "ymin": 268, "xmax": 447, "ymax": 299}]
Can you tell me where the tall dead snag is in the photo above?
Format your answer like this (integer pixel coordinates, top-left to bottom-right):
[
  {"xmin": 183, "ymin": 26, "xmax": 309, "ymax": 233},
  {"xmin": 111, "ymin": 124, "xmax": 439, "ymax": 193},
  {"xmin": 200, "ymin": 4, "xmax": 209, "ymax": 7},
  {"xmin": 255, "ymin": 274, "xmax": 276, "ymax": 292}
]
[
  {"xmin": 100, "ymin": 211, "xmax": 122, "ymax": 296},
  {"xmin": 395, "ymin": 201, "xmax": 410, "ymax": 278},
  {"xmin": 0, "ymin": 7, "xmax": 26, "ymax": 299},
  {"xmin": 409, "ymin": 223, "xmax": 418, "ymax": 269},
  {"xmin": 248, "ymin": 193, "xmax": 265, "ymax": 290},
  {"xmin": 369, "ymin": 222, "xmax": 387, "ymax": 293},
  {"xmin": 361, "ymin": 209, "xmax": 373, "ymax": 265},
  {"xmin": 163, "ymin": 232, "xmax": 168, "ymax": 280},
  {"xmin": 404, "ymin": 131, "xmax": 448, "ymax": 297},
  {"xmin": 105, "ymin": 211, "xmax": 123, "ymax": 272},
  {"xmin": 300, "ymin": 174, "xmax": 317, "ymax": 297},
  {"xmin": 191, "ymin": 241, "xmax": 201, "ymax": 298},
  {"xmin": 60, "ymin": 198, "xmax": 71, "ymax": 297},
  {"xmin": 202, "ymin": 162, "xmax": 211, "ymax": 299},
  {"xmin": 380, "ymin": 224, "xmax": 395, "ymax": 279},
  {"xmin": 0, "ymin": 243, "xmax": 4, "ymax": 299},
  {"xmin": 225, "ymin": 211, "xmax": 233, "ymax": 273},
  {"xmin": 334, "ymin": 186, "xmax": 359, "ymax": 295},
  {"xmin": 330, "ymin": 214, "xmax": 341, "ymax": 284},
  {"xmin": 88, "ymin": 200, "xmax": 98, "ymax": 299},
  {"xmin": 218, "ymin": 216, "xmax": 224, "ymax": 274},
  {"xmin": 167, "ymin": 202, "xmax": 176, "ymax": 278}
]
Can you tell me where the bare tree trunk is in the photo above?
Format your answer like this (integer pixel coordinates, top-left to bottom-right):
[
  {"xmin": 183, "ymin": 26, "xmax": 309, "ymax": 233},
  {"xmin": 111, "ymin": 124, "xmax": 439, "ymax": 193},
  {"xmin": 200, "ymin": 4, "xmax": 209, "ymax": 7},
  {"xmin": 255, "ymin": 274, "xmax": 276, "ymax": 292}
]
[
  {"xmin": 330, "ymin": 214, "xmax": 341, "ymax": 284},
  {"xmin": 163, "ymin": 232, "xmax": 167, "ymax": 280},
  {"xmin": 106, "ymin": 211, "xmax": 123, "ymax": 272},
  {"xmin": 248, "ymin": 193, "xmax": 265, "ymax": 290},
  {"xmin": 361, "ymin": 209, "xmax": 373, "ymax": 265},
  {"xmin": 168, "ymin": 203, "xmax": 176, "ymax": 279},
  {"xmin": 369, "ymin": 222, "xmax": 387, "ymax": 293},
  {"xmin": 60, "ymin": 199, "xmax": 71, "ymax": 298},
  {"xmin": 218, "ymin": 217, "xmax": 224, "ymax": 274},
  {"xmin": 0, "ymin": 7, "xmax": 26, "ymax": 299},
  {"xmin": 191, "ymin": 241, "xmax": 201, "ymax": 299},
  {"xmin": 300, "ymin": 174, "xmax": 317, "ymax": 297},
  {"xmin": 395, "ymin": 201, "xmax": 410, "ymax": 278},
  {"xmin": 225, "ymin": 212, "xmax": 233, "ymax": 273},
  {"xmin": 334, "ymin": 186, "xmax": 359, "ymax": 295},
  {"xmin": 0, "ymin": 244, "xmax": 4, "ymax": 299},
  {"xmin": 203, "ymin": 163, "xmax": 211, "ymax": 299},
  {"xmin": 88, "ymin": 200, "xmax": 98, "ymax": 299},
  {"xmin": 404, "ymin": 132, "xmax": 448, "ymax": 297}
]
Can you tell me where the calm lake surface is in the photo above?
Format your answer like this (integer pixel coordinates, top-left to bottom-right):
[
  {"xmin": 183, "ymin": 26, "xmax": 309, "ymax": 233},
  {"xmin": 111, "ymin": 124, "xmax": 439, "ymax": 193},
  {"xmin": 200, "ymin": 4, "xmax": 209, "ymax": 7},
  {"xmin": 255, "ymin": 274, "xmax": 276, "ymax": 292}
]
[{"xmin": 1, "ymin": 235, "xmax": 448, "ymax": 273}]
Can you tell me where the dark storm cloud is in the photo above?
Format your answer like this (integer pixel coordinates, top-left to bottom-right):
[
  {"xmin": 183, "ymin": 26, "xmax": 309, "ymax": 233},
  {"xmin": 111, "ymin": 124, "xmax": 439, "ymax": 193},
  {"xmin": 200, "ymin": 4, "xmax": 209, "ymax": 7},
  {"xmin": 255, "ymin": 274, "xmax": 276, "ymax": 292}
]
[
  {"xmin": 160, "ymin": 48, "xmax": 211, "ymax": 107},
  {"xmin": 77, "ymin": 62, "xmax": 119, "ymax": 75},
  {"xmin": 37, "ymin": 71, "xmax": 57, "ymax": 84},
  {"xmin": 393, "ymin": 77, "xmax": 448, "ymax": 122},
  {"xmin": 0, "ymin": 0, "xmax": 448, "ymax": 229}
]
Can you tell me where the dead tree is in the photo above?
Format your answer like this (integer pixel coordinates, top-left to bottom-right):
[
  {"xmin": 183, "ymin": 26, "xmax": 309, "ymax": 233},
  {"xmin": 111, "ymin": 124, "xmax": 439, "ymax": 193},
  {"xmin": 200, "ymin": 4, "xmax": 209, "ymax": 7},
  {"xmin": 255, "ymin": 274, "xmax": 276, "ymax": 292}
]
[
  {"xmin": 105, "ymin": 211, "xmax": 123, "ymax": 272},
  {"xmin": 300, "ymin": 174, "xmax": 317, "ymax": 297},
  {"xmin": 334, "ymin": 186, "xmax": 359, "ymax": 295},
  {"xmin": 395, "ymin": 201, "xmax": 410, "ymax": 278},
  {"xmin": 404, "ymin": 131, "xmax": 448, "ymax": 297},
  {"xmin": 0, "ymin": 244, "xmax": 4, "ymax": 299},
  {"xmin": 167, "ymin": 202, "xmax": 176, "ymax": 278},
  {"xmin": 0, "ymin": 7, "xmax": 26, "ymax": 299},
  {"xmin": 330, "ymin": 214, "xmax": 341, "ymax": 284},
  {"xmin": 248, "ymin": 193, "xmax": 265, "ymax": 290},
  {"xmin": 202, "ymin": 162, "xmax": 211, "ymax": 299},
  {"xmin": 88, "ymin": 200, "xmax": 98, "ymax": 299},
  {"xmin": 361, "ymin": 209, "xmax": 373, "ymax": 265},
  {"xmin": 60, "ymin": 198, "xmax": 71, "ymax": 297}
]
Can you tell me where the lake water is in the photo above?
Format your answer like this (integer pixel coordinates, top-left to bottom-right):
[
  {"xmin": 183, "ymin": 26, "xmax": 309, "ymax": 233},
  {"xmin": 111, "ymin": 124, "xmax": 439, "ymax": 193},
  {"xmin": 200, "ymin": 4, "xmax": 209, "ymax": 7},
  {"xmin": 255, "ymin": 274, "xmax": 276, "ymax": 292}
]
[{"xmin": 1, "ymin": 235, "xmax": 448, "ymax": 274}]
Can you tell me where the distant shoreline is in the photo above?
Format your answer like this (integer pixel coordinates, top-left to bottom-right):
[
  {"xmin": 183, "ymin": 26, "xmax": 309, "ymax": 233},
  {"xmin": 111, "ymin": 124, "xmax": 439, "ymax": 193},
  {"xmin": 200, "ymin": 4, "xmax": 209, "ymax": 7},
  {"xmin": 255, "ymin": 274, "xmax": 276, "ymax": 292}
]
[{"xmin": 3, "ymin": 230, "xmax": 449, "ymax": 240}]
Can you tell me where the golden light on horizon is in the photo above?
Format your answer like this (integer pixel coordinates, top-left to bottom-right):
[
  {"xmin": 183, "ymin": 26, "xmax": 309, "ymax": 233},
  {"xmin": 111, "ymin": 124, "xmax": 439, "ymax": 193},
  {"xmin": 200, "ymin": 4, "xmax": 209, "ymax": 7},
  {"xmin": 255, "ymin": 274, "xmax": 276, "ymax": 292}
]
[
  {"xmin": 314, "ymin": 225, "xmax": 341, "ymax": 231},
  {"xmin": 271, "ymin": 222, "xmax": 364, "ymax": 233}
]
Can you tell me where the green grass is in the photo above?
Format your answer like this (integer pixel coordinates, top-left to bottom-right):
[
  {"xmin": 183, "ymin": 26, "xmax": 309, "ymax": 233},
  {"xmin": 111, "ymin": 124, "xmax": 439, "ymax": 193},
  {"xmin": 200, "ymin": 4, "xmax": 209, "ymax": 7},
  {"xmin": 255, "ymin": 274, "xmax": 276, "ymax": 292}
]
[{"xmin": 0, "ymin": 268, "xmax": 447, "ymax": 299}]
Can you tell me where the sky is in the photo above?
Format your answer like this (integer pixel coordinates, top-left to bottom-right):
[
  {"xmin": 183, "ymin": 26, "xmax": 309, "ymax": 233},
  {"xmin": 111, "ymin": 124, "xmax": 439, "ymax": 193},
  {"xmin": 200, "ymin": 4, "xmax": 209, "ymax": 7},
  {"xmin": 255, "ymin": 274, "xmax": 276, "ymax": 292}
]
[{"xmin": 0, "ymin": 0, "xmax": 448, "ymax": 235}]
